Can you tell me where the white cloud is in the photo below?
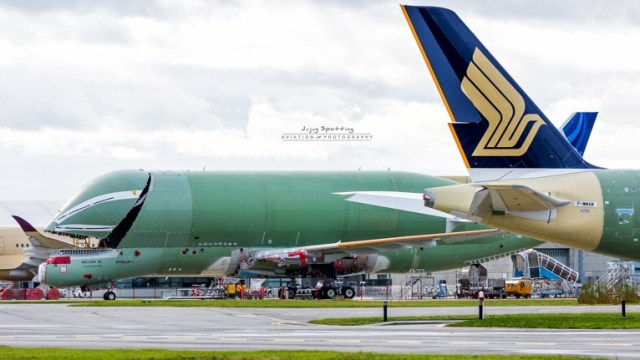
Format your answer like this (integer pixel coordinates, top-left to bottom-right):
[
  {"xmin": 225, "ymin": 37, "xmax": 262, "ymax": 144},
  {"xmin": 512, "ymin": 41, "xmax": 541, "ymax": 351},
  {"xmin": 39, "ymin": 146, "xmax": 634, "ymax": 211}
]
[{"xmin": 0, "ymin": 1, "xmax": 640, "ymax": 200}]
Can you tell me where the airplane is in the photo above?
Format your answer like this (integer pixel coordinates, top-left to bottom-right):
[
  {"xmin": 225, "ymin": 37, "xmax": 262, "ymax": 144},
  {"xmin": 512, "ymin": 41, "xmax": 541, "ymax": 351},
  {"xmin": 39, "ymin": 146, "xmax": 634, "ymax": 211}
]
[
  {"xmin": 0, "ymin": 113, "xmax": 594, "ymax": 287},
  {"xmin": 14, "ymin": 170, "xmax": 547, "ymax": 300},
  {"xmin": 0, "ymin": 201, "xmax": 81, "ymax": 282},
  {"xmin": 394, "ymin": 6, "xmax": 639, "ymax": 261},
  {"xmin": 10, "ymin": 10, "xmax": 603, "ymax": 299}
]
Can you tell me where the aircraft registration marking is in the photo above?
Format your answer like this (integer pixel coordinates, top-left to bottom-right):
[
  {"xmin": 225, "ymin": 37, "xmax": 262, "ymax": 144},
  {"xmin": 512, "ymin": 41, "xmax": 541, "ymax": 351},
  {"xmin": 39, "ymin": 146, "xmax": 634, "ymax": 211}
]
[{"xmin": 575, "ymin": 201, "xmax": 597, "ymax": 207}]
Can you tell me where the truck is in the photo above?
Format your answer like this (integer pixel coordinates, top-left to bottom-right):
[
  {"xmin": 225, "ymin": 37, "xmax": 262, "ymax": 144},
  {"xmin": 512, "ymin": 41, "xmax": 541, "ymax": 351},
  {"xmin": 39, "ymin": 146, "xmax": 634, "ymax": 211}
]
[{"xmin": 502, "ymin": 279, "xmax": 533, "ymax": 298}]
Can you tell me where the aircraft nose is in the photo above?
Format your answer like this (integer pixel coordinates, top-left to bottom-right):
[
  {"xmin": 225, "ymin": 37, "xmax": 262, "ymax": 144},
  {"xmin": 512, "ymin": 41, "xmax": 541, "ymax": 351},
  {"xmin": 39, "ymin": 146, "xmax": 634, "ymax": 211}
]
[{"xmin": 46, "ymin": 170, "xmax": 149, "ymax": 238}]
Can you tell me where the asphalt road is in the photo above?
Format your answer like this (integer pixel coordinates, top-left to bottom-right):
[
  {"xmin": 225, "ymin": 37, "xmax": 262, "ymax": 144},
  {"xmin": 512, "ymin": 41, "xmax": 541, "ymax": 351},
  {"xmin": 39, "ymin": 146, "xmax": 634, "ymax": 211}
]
[{"xmin": 0, "ymin": 303, "xmax": 638, "ymax": 358}]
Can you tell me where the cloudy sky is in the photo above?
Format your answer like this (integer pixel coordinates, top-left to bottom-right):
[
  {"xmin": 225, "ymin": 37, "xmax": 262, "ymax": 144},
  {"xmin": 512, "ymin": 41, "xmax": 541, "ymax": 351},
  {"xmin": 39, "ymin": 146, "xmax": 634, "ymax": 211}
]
[{"xmin": 1, "ymin": 0, "xmax": 640, "ymax": 201}]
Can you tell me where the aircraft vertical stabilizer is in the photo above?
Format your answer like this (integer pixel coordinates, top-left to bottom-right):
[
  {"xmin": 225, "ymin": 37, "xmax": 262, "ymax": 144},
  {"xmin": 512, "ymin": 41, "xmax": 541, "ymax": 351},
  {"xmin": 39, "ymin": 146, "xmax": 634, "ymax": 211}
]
[
  {"xmin": 402, "ymin": 6, "xmax": 598, "ymax": 179},
  {"xmin": 561, "ymin": 112, "xmax": 598, "ymax": 157}
]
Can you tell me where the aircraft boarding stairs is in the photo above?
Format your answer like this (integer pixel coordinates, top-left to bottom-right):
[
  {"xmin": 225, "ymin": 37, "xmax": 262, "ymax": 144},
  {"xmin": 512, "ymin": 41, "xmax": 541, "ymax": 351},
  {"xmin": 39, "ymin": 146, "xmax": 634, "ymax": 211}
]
[{"xmin": 512, "ymin": 249, "xmax": 579, "ymax": 297}]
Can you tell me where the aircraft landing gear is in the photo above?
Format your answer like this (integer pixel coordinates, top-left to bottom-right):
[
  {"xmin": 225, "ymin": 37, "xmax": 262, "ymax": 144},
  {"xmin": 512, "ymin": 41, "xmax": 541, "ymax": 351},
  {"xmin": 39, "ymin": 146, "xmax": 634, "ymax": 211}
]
[
  {"xmin": 103, "ymin": 291, "xmax": 116, "ymax": 301},
  {"xmin": 341, "ymin": 286, "xmax": 356, "ymax": 299}
]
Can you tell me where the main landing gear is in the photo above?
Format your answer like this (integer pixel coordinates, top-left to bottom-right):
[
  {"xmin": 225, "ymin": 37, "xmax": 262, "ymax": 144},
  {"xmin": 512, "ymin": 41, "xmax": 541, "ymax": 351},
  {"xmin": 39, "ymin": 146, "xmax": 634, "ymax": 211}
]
[{"xmin": 103, "ymin": 291, "xmax": 116, "ymax": 300}]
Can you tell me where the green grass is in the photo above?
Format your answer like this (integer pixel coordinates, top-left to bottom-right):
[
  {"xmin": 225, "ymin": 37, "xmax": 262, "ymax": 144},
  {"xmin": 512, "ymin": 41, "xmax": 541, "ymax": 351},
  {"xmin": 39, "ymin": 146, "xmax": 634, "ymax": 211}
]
[
  {"xmin": 310, "ymin": 312, "xmax": 640, "ymax": 329},
  {"xmin": 0, "ymin": 347, "xmax": 602, "ymax": 360},
  {"xmin": 310, "ymin": 315, "xmax": 476, "ymax": 326},
  {"xmin": 64, "ymin": 298, "xmax": 582, "ymax": 308},
  {"xmin": 448, "ymin": 312, "xmax": 640, "ymax": 329}
]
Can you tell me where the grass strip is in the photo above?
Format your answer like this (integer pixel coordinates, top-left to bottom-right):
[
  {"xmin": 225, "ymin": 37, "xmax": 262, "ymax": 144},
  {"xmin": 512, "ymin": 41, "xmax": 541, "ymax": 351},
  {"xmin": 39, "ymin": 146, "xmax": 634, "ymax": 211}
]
[
  {"xmin": 448, "ymin": 312, "xmax": 640, "ymax": 329},
  {"xmin": 62, "ymin": 298, "xmax": 582, "ymax": 308},
  {"xmin": 0, "ymin": 347, "xmax": 602, "ymax": 360},
  {"xmin": 310, "ymin": 312, "xmax": 640, "ymax": 329}
]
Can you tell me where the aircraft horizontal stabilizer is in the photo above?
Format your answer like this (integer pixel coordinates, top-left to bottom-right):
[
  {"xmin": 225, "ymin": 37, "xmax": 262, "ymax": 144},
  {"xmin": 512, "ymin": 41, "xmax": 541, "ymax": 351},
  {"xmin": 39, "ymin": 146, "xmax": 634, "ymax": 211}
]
[
  {"xmin": 467, "ymin": 184, "xmax": 570, "ymax": 222},
  {"xmin": 335, "ymin": 191, "xmax": 455, "ymax": 218},
  {"xmin": 480, "ymin": 184, "xmax": 571, "ymax": 211}
]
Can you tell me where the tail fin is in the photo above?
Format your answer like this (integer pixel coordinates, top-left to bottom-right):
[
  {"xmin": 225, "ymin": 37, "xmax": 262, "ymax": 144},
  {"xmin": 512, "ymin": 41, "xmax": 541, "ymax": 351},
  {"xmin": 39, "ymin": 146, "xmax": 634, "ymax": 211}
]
[
  {"xmin": 402, "ymin": 6, "xmax": 598, "ymax": 174},
  {"xmin": 561, "ymin": 112, "xmax": 597, "ymax": 157}
]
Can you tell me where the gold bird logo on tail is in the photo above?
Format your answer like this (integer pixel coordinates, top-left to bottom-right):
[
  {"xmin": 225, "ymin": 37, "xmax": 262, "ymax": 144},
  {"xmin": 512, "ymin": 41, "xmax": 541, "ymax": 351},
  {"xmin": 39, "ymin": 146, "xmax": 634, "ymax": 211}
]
[{"xmin": 461, "ymin": 48, "xmax": 545, "ymax": 156}]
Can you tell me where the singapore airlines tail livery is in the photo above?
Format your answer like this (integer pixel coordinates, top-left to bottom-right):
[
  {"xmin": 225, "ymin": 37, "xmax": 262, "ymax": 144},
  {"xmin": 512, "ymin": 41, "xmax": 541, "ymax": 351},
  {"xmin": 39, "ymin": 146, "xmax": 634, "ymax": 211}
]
[
  {"xmin": 398, "ymin": 6, "xmax": 640, "ymax": 260},
  {"xmin": 402, "ymin": 5, "xmax": 600, "ymax": 182}
]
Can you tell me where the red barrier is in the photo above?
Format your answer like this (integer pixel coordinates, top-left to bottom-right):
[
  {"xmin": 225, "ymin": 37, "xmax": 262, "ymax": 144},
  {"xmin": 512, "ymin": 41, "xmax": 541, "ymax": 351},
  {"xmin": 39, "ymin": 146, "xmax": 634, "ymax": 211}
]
[
  {"xmin": 1, "ymin": 289, "xmax": 12, "ymax": 300},
  {"xmin": 28, "ymin": 288, "xmax": 44, "ymax": 300},
  {"xmin": 14, "ymin": 289, "xmax": 27, "ymax": 300},
  {"xmin": 47, "ymin": 288, "xmax": 61, "ymax": 300}
]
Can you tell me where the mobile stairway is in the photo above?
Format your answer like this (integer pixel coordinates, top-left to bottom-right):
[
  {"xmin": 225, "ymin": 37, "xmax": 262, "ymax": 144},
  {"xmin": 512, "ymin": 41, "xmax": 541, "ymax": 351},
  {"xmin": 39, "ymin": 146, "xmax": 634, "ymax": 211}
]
[
  {"xmin": 598, "ymin": 261, "xmax": 637, "ymax": 289},
  {"xmin": 512, "ymin": 249, "xmax": 579, "ymax": 297},
  {"xmin": 401, "ymin": 269, "xmax": 434, "ymax": 299}
]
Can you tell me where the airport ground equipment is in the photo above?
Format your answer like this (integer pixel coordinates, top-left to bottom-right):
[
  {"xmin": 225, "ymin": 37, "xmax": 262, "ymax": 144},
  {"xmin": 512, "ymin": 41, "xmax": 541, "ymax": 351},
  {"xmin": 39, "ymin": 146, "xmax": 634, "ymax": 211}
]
[
  {"xmin": 456, "ymin": 264, "xmax": 499, "ymax": 298},
  {"xmin": 425, "ymin": 280, "xmax": 455, "ymax": 299},
  {"xmin": 291, "ymin": 279, "xmax": 356, "ymax": 300},
  {"xmin": 598, "ymin": 261, "xmax": 637, "ymax": 289},
  {"xmin": 503, "ymin": 279, "xmax": 533, "ymax": 298},
  {"xmin": 512, "ymin": 250, "xmax": 579, "ymax": 297},
  {"xmin": 401, "ymin": 269, "xmax": 434, "ymax": 299}
]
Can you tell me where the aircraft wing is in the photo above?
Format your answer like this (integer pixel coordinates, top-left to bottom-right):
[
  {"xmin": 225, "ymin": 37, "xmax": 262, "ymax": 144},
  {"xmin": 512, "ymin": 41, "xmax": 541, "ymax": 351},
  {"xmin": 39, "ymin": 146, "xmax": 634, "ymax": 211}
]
[{"xmin": 248, "ymin": 228, "xmax": 502, "ymax": 267}]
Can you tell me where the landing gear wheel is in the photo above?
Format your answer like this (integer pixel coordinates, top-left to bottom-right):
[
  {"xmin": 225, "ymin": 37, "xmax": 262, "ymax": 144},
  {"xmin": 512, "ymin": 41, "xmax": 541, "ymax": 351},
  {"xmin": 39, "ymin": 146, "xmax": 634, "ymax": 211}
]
[
  {"xmin": 103, "ymin": 291, "xmax": 116, "ymax": 301},
  {"xmin": 342, "ymin": 286, "xmax": 355, "ymax": 299},
  {"xmin": 325, "ymin": 287, "xmax": 336, "ymax": 299}
]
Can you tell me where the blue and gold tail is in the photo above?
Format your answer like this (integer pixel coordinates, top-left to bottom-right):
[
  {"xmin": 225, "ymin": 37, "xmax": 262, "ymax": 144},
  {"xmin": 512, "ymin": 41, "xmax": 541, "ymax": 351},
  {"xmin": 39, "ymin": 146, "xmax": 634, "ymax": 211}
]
[
  {"xmin": 402, "ymin": 6, "xmax": 598, "ymax": 173},
  {"xmin": 561, "ymin": 112, "xmax": 597, "ymax": 157}
]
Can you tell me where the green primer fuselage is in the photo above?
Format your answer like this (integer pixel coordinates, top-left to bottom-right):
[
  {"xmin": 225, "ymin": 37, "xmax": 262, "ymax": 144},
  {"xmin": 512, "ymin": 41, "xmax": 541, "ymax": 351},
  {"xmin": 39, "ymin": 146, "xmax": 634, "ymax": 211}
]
[
  {"xmin": 42, "ymin": 170, "xmax": 540, "ymax": 287},
  {"xmin": 596, "ymin": 170, "xmax": 640, "ymax": 257}
]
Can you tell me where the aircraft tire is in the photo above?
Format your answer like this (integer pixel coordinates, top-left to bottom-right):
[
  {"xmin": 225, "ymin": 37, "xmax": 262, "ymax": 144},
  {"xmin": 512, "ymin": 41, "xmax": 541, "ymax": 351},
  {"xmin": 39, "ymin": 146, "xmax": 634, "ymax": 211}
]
[
  {"xmin": 104, "ymin": 291, "xmax": 116, "ymax": 301},
  {"xmin": 325, "ymin": 288, "xmax": 336, "ymax": 299},
  {"xmin": 342, "ymin": 286, "xmax": 355, "ymax": 299}
]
